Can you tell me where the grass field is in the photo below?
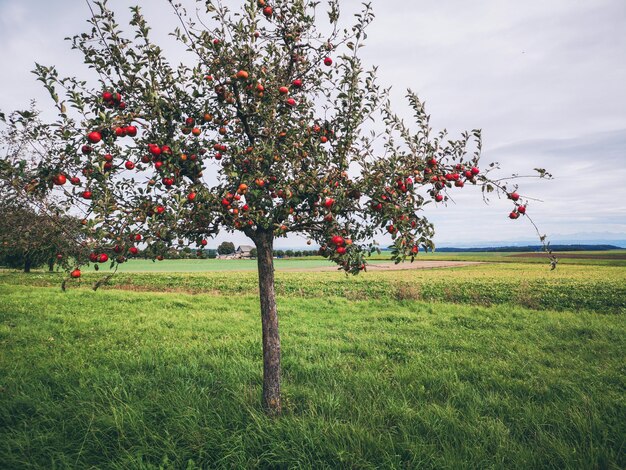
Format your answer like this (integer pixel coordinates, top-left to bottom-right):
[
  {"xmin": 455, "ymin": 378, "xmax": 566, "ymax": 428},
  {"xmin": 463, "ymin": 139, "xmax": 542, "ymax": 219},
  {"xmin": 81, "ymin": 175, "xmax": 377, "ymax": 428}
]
[
  {"xmin": 63, "ymin": 249, "xmax": 626, "ymax": 272},
  {"xmin": 1, "ymin": 257, "xmax": 625, "ymax": 468}
]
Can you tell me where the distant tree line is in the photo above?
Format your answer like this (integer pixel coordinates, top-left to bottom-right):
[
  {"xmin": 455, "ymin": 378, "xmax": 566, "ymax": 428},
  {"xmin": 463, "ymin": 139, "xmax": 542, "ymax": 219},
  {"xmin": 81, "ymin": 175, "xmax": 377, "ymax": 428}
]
[
  {"xmin": 117, "ymin": 246, "xmax": 322, "ymax": 260},
  {"xmin": 273, "ymin": 249, "xmax": 320, "ymax": 258}
]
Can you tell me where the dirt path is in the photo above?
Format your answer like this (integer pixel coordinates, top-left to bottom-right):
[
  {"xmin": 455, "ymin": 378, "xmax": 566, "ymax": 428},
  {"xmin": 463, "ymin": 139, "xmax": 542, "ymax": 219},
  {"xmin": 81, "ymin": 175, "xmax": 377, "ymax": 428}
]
[{"xmin": 286, "ymin": 260, "xmax": 485, "ymax": 272}]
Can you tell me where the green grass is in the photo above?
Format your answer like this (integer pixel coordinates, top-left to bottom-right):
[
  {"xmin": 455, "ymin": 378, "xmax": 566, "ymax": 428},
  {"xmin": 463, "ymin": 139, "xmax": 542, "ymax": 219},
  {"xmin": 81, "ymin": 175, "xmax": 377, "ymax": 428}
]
[
  {"xmin": 0, "ymin": 284, "xmax": 624, "ymax": 468},
  {"xmin": 409, "ymin": 250, "xmax": 626, "ymax": 267},
  {"xmin": 2, "ymin": 262, "xmax": 624, "ymax": 313},
  {"xmin": 77, "ymin": 257, "xmax": 392, "ymax": 273},
  {"xmin": 93, "ymin": 248, "xmax": 626, "ymax": 270}
]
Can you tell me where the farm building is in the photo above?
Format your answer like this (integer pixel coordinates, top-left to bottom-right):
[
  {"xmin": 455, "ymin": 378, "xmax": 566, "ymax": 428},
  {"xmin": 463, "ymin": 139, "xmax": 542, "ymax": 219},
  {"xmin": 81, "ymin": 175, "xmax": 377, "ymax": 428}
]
[
  {"xmin": 216, "ymin": 245, "xmax": 254, "ymax": 259},
  {"xmin": 235, "ymin": 245, "xmax": 254, "ymax": 258}
]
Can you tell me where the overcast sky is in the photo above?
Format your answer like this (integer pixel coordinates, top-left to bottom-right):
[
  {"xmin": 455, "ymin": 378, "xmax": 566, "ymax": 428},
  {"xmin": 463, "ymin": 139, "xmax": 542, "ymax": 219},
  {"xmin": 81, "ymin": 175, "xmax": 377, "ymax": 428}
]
[{"xmin": 1, "ymin": 0, "xmax": 624, "ymax": 247}]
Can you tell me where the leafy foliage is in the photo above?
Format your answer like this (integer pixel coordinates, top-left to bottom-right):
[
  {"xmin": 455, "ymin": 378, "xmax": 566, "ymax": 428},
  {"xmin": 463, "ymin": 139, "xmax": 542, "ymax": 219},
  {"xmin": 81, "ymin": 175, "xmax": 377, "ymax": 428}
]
[
  {"xmin": 0, "ymin": 199, "xmax": 86, "ymax": 272},
  {"xmin": 217, "ymin": 241, "xmax": 235, "ymax": 255}
]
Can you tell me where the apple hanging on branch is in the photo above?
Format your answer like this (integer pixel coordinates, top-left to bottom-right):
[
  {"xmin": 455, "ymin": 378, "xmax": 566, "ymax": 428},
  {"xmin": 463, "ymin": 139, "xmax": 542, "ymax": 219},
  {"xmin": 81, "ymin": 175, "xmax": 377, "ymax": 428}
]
[{"xmin": 11, "ymin": 0, "xmax": 553, "ymax": 415}]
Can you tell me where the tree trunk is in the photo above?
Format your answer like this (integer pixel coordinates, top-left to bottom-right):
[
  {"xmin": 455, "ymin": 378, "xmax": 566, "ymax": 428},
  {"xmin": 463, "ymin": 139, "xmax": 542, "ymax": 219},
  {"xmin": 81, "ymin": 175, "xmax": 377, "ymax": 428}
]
[
  {"xmin": 48, "ymin": 258, "xmax": 55, "ymax": 272},
  {"xmin": 254, "ymin": 230, "xmax": 282, "ymax": 415},
  {"xmin": 24, "ymin": 257, "xmax": 32, "ymax": 273}
]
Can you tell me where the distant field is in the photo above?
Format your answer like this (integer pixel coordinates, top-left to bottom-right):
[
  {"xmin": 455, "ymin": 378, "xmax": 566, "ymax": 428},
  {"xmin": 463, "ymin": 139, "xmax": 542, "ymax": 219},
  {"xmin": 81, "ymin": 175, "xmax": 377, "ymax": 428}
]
[
  {"xmin": 86, "ymin": 257, "xmax": 382, "ymax": 273},
  {"xmin": 2, "ymin": 262, "xmax": 624, "ymax": 313},
  {"xmin": 19, "ymin": 249, "xmax": 619, "ymax": 274},
  {"xmin": 413, "ymin": 250, "xmax": 626, "ymax": 266},
  {"xmin": 509, "ymin": 251, "xmax": 626, "ymax": 260},
  {"xmin": 1, "ymin": 250, "xmax": 623, "ymax": 275}
]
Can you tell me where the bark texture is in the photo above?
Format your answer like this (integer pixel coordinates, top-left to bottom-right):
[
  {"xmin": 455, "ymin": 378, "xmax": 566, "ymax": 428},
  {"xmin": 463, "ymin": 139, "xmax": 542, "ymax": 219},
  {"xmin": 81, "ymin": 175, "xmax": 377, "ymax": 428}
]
[
  {"xmin": 23, "ymin": 257, "xmax": 32, "ymax": 273},
  {"xmin": 254, "ymin": 230, "xmax": 282, "ymax": 414}
]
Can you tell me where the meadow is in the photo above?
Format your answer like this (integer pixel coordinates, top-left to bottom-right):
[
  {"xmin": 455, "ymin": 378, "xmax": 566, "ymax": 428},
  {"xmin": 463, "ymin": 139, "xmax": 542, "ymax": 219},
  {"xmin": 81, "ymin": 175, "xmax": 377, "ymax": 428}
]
[
  {"xmin": 64, "ymin": 249, "xmax": 626, "ymax": 273},
  {"xmin": 0, "ymin": 254, "xmax": 624, "ymax": 468}
]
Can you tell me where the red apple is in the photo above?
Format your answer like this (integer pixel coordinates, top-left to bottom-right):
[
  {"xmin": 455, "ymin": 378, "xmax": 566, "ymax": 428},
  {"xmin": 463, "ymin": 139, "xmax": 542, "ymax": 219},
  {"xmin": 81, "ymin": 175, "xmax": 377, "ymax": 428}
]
[
  {"xmin": 98, "ymin": 253, "xmax": 109, "ymax": 263},
  {"xmin": 517, "ymin": 205, "xmax": 526, "ymax": 214},
  {"xmin": 324, "ymin": 197, "xmax": 334, "ymax": 208},
  {"xmin": 82, "ymin": 190, "xmax": 92, "ymax": 199},
  {"xmin": 292, "ymin": 79, "xmax": 302, "ymax": 88},
  {"xmin": 279, "ymin": 86, "xmax": 289, "ymax": 95},
  {"xmin": 323, "ymin": 57, "xmax": 333, "ymax": 66},
  {"xmin": 53, "ymin": 174, "xmax": 66, "ymax": 186},
  {"xmin": 509, "ymin": 192, "xmax": 520, "ymax": 201},
  {"xmin": 125, "ymin": 161, "xmax": 135, "ymax": 170},
  {"xmin": 129, "ymin": 246, "xmax": 139, "ymax": 255},
  {"xmin": 187, "ymin": 192, "xmax": 197, "ymax": 202},
  {"xmin": 87, "ymin": 131, "xmax": 102, "ymax": 144},
  {"xmin": 331, "ymin": 235, "xmax": 345, "ymax": 246},
  {"xmin": 262, "ymin": 6, "xmax": 273, "ymax": 17},
  {"xmin": 125, "ymin": 125, "xmax": 137, "ymax": 137},
  {"xmin": 70, "ymin": 269, "xmax": 81, "ymax": 278},
  {"xmin": 336, "ymin": 246, "xmax": 346, "ymax": 255}
]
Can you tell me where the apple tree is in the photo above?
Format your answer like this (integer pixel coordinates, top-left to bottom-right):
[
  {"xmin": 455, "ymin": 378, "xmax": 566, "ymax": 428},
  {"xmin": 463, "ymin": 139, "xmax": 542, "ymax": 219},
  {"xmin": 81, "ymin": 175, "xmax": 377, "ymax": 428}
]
[
  {"xmin": 0, "ymin": 110, "xmax": 89, "ymax": 274},
  {"xmin": 11, "ymin": 0, "xmax": 552, "ymax": 414},
  {"xmin": 0, "ymin": 199, "xmax": 86, "ymax": 273}
]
